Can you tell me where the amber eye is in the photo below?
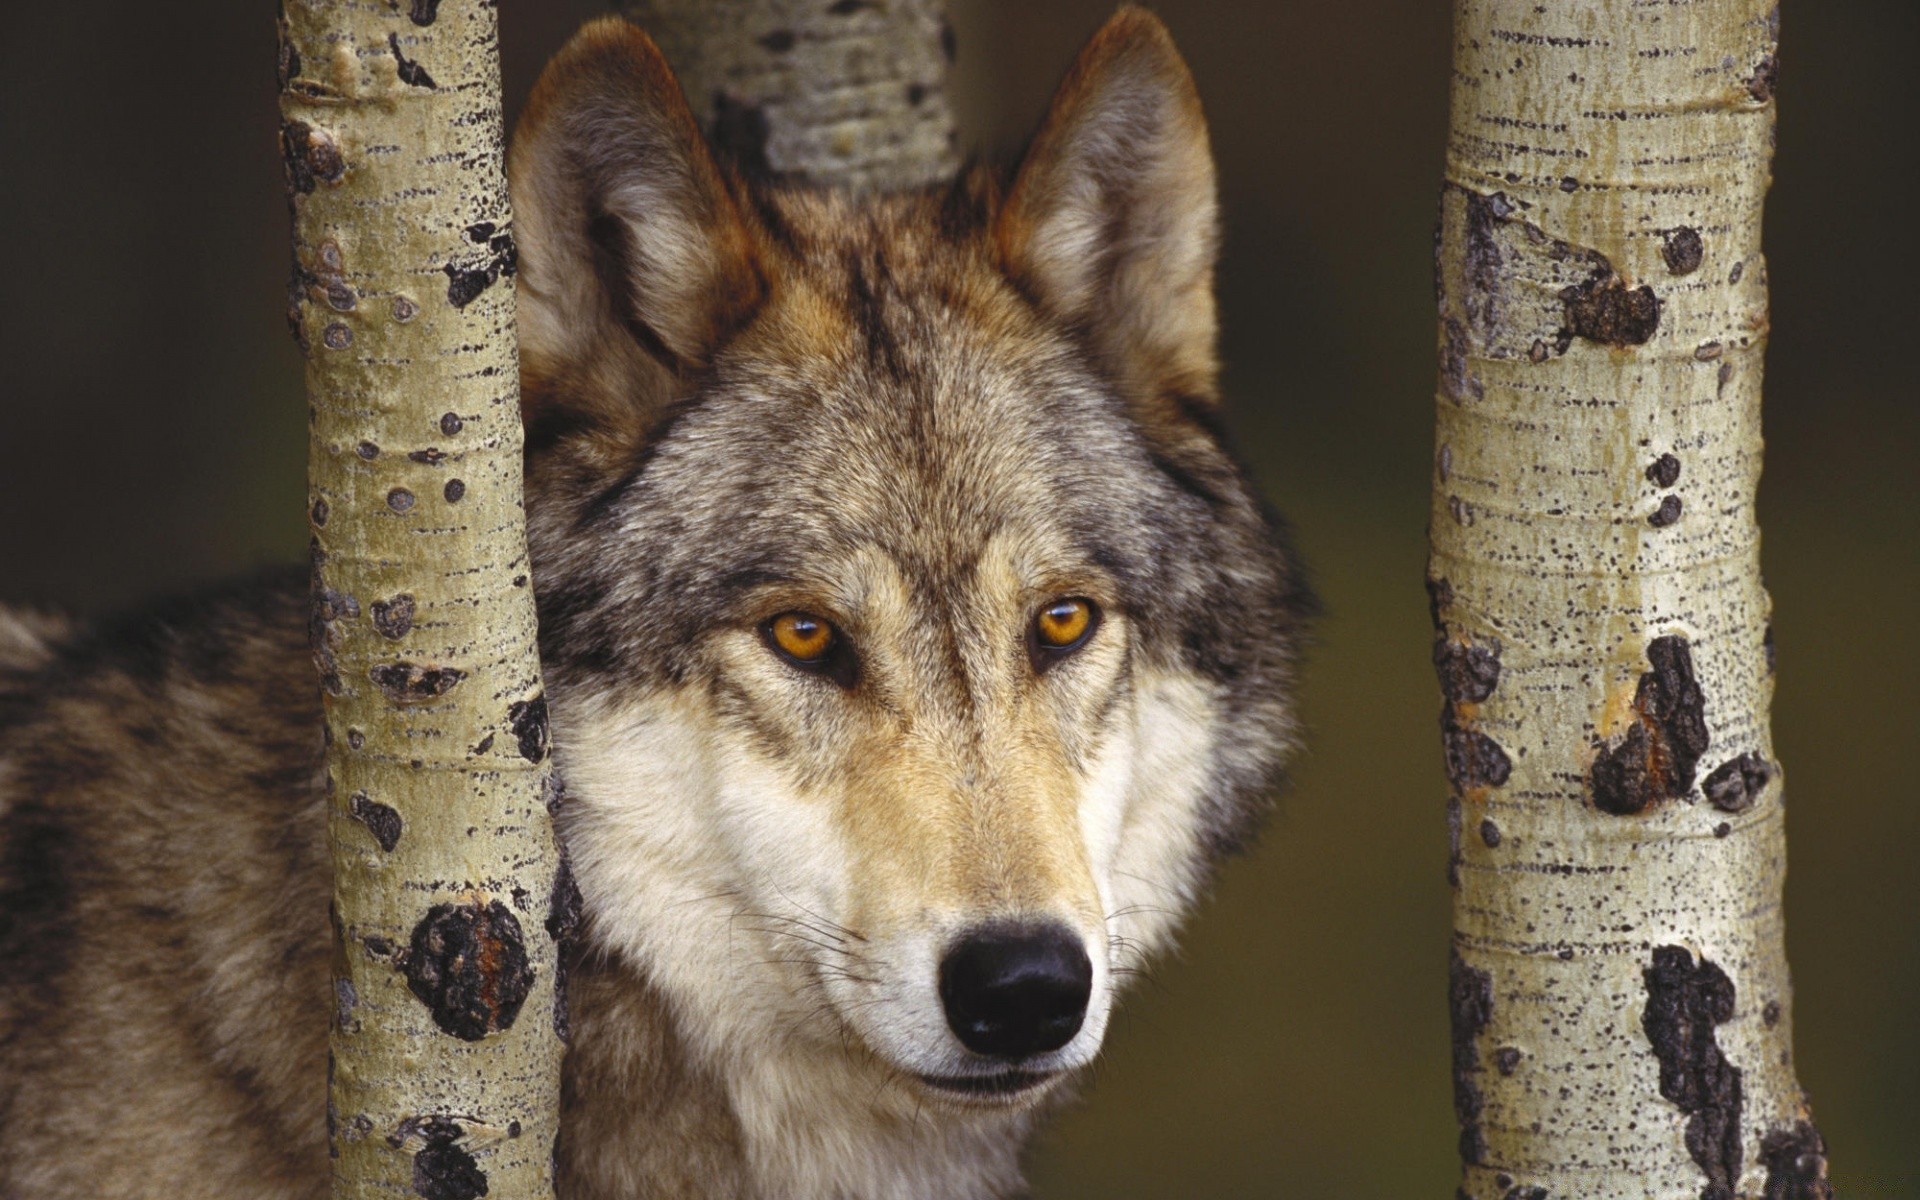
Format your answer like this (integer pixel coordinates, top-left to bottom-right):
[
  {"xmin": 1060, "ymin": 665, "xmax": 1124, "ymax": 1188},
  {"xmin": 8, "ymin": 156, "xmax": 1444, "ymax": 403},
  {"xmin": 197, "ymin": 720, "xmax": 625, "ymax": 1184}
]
[
  {"xmin": 1031, "ymin": 597, "xmax": 1099, "ymax": 666},
  {"xmin": 768, "ymin": 612, "xmax": 834, "ymax": 663}
]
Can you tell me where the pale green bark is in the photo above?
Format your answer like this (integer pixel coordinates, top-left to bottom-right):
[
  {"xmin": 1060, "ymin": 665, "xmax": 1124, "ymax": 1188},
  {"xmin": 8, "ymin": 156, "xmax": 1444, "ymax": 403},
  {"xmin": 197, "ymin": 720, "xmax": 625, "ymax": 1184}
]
[
  {"xmin": 1432, "ymin": 4, "xmax": 1828, "ymax": 1198},
  {"xmin": 281, "ymin": 3, "xmax": 562, "ymax": 1196},
  {"xmin": 617, "ymin": 0, "xmax": 958, "ymax": 191}
]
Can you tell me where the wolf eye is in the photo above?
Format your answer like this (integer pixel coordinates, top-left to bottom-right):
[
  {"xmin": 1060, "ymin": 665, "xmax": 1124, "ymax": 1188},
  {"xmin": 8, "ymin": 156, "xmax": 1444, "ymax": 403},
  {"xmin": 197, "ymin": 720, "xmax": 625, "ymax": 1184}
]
[
  {"xmin": 768, "ymin": 612, "xmax": 834, "ymax": 663},
  {"xmin": 1030, "ymin": 598, "xmax": 1099, "ymax": 668},
  {"xmin": 761, "ymin": 611, "xmax": 858, "ymax": 687}
]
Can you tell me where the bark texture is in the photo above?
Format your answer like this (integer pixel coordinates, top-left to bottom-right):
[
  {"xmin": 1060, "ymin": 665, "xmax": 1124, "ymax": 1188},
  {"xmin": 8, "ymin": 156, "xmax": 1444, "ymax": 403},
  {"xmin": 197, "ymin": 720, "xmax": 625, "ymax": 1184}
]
[
  {"xmin": 1431, "ymin": 3, "xmax": 1830, "ymax": 1198},
  {"xmin": 281, "ymin": 3, "xmax": 562, "ymax": 1197},
  {"xmin": 616, "ymin": 0, "xmax": 958, "ymax": 191}
]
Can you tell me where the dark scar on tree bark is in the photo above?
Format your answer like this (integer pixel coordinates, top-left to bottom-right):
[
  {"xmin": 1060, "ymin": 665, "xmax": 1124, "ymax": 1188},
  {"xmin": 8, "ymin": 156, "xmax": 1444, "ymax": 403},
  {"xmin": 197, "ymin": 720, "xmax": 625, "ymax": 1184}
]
[
  {"xmin": 444, "ymin": 230, "xmax": 517, "ymax": 308},
  {"xmin": 310, "ymin": 561, "xmax": 358, "ymax": 697},
  {"xmin": 370, "ymin": 662, "xmax": 465, "ymax": 703},
  {"xmin": 1442, "ymin": 707, "xmax": 1512, "ymax": 791},
  {"xmin": 281, "ymin": 121, "xmax": 345, "ymax": 195},
  {"xmin": 1643, "ymin": 946, "xmax": 1743, "ymax": 1200},
  {"xmin": 1662, "ymin": 227, "xmax": 1705, "ymax": 275},
  {"xmin": 507, "ymin": 695, "xmax": 549, "ymax": 763},
  {"xmin": 1590, "ymin": 635, "xmax": 1708, "ymax": 815},
  {"xmin": 1449, "ymin": 949, "xmax": 1495, "ymax": 1166},
  {"xmin": 1427, "ymin": 576, "xmax": 1455, "ymax": 631},
  {"xmin": 403, "ymin": 901, "xmax": 534, "ymax": 1041},
  {"xmin": 1442, "ymin": 317, "xmax": 1483, "ymax": 402},
  {"xmin": 548, "ymin": 852, "xmax": 582, "ymax": 1045},
  {"xmin": 396, "ymin": 1116, "xmax": 488, "ymax": 1200},
  {"xmin": 370, "ymin": 594, "xmax": 416, "ymax": 640},
  {"xmin": 1560, "ymin": 265, "xmax": 1662, "ymax": 347},
  {"xmin": 388, "ymin": 34, "xmax": 436, "ymax": 89},
  {"xmin": 1503, "ymin": 1187, "xmax": 1547, "ymax": 1200},
  {"xmin": 1703, "ymin": 752, "xmax": 1773, "ymax": 814},
  {"xmin": 1446, "ymin": 796, "xmax": 1464, "ymax": 887},
  {"xmin": 408, "ymin": 0, "xmax": 441, "ymax": 27},
  {"xmin": 1760, "ymin": 1121, "xmax": 1832, "ymax": 1200},
  {"xmin": 1434, "ymin": 637, "xmax": 1501, "ymax": 703},
  {"xmin": 350, "ymin": 791, "xmax": 403, "ymax": 852},
  {"xmin": 546, "ymin": 854, "xmax": 582, "ymax": 947}
]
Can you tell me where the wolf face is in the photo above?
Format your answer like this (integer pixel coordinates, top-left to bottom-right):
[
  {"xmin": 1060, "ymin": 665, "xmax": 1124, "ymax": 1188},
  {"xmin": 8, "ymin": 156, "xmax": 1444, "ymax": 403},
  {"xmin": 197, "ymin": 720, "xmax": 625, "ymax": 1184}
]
[
  {"xmin": 509, "ymin": 7, "xmax": 1310, "ymax": 1134},
  {"xmin": 0, "ymin": 10, "xmax": 1309, "ymax": 1199}
]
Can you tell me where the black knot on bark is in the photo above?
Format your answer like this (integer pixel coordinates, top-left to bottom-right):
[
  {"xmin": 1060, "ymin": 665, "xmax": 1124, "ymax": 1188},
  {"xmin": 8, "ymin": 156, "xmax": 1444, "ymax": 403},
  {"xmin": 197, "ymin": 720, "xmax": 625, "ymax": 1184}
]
[
  {"xmin": 1643, "ymin": 946, "xmax": 1743, "ymax": 1200},
  {"xmin": 370, "ymin": 662, "xmax": 464, "ymax": 704},
  {"xmin": 1560, "ymin": 265, "xmax": 1662, "ymax": 347},
  {"xmin": 507, "ymin": 695, "xmax": 549, "ymax": 763},
  {"xmin": 1434, "ymin": 636, "xmax": 1502, "ymax": 703},
  {"xmin": 1703, "ymin": 752, "xmax": 1774, "ymax": 814},
  {"xmin": 1448, "ymin": 949, "xmax": 1495, "ymax": 1166},
  {"xmin": 349, "ymin": 791, "xmax": 403, "ymax": 852},
  {"xmin": 403, "ymin": 901, "xmax": 534, "ymax": 1041},
  {"xmin": 399, "ymin": 1116, "xmax": 487, "ymax": 1200},
  {"xmin": 1590, "ymin": 635, "xmax": 1709, "ymax": 815},
  {"xmin": 1760, "ymin": 1120, "xmax": 1832, "ymax": 1200}
]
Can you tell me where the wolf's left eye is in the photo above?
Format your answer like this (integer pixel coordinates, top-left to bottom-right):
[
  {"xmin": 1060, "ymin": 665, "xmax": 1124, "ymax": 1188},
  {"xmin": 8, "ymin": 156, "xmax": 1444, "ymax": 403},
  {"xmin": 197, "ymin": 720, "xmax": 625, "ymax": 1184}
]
[
  {"xmin": 768, "ymin": 612, "xmax": 834, "ymax": 662},
  {"xmin": 1030, "ymin": 598, "xmax": 1099, "ymax": 669}
]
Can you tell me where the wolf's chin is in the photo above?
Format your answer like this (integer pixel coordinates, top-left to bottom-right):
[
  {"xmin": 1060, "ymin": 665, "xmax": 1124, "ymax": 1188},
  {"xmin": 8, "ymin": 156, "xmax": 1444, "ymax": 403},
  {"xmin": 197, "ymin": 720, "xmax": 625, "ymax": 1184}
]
[{"xmin": 914, "ymin": 1067, "xmax": 1064, "ymax": 1107}]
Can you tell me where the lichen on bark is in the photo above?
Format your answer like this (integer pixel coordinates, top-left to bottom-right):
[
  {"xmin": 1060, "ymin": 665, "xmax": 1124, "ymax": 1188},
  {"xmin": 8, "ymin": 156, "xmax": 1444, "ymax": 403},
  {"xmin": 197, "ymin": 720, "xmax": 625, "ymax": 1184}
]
[
  {"xmin": 281, "ymin": 1, "xmax": 561, "ymax": 1195},
  {"xmin": 1430, "ymin": 3, "xmax": 1827, "ymax": 1197}
]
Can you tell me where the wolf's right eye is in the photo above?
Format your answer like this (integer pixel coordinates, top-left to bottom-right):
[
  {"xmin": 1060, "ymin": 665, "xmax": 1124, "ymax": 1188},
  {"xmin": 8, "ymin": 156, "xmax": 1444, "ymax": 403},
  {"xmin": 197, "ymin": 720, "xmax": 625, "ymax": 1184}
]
[{"xmin": 761, "ymin": 612, "xmax": 856, "ymax": 686}]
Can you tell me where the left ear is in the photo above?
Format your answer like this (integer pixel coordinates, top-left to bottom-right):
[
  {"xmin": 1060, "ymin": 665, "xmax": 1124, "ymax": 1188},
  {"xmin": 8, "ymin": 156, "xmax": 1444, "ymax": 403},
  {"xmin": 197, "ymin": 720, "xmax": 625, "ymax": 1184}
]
[{"xmin": 998, "ymin": 7, "xmax": 1220, "ymax": 415}]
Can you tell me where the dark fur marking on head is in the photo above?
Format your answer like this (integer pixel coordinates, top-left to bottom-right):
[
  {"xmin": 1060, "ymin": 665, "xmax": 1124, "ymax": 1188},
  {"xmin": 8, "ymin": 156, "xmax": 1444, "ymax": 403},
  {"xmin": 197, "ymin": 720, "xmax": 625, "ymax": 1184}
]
[{"xmin": 844, "ymin": 246, "xmax": 906, "ymax": 380}]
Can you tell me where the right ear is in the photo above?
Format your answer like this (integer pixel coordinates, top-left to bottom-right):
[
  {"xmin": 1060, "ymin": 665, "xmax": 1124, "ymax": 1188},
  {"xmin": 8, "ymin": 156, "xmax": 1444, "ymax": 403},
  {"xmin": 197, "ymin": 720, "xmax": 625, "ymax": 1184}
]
[{"xmin": 508, "ymin": 18, "xmax": 763, "ymax": 456}]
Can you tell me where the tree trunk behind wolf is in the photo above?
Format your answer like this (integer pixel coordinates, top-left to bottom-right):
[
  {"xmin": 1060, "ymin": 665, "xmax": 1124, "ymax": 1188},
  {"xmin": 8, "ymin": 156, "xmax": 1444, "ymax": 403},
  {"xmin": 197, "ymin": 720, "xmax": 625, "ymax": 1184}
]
[
  {"xmin": 280, "ymin": 3, "xmax": 564, "ymax": 1197},
  {"xmin": 1430, "ymin": 3, "xmax": 1831, "ymax": 1197},
  {"xmin": 617, "ymin": 0, "xmax": 959, "ymax": 191}
]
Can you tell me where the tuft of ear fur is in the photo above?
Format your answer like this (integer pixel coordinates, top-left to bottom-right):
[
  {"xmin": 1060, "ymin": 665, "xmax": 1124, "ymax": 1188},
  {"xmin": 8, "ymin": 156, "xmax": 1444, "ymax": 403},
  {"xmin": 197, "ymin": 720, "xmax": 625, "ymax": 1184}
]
[
  {"xmin": 509, "ymin": 18, "xmax": 763, "ymax": 456},
  {"xmin": 998, "ymin": 7, "xmax": 1221, "ymax": 420}
]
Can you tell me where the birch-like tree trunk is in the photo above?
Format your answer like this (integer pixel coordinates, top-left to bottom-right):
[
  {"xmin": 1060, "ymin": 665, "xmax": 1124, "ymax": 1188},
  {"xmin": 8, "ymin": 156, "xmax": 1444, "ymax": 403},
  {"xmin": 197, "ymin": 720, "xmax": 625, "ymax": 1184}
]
[
  {"xmin": 281, "ymin": 3, "xmax": 563, "ymax": 1197},
  {"xmin": 616, "ymin": 0, "xmax": 958, "ymax": 191},
  {"xmin": 1430, "ymin": 4, "xmax": 1830, "ymax": 1198}
]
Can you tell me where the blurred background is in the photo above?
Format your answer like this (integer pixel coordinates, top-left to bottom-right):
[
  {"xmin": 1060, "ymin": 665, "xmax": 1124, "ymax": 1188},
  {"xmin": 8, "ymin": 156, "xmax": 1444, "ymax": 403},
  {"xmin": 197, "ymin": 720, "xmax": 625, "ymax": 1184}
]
[{"xmin": 2, "ymin": 1, "xmax": 1914, "ymax": 1194}]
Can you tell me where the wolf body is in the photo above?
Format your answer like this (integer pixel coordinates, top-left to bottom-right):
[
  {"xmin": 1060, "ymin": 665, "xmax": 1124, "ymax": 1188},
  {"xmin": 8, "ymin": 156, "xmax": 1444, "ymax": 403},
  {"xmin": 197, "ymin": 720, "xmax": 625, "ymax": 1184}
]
[{"xmin": 0, "ymin": 10, "xmax": 1309, "ymax": 1198}]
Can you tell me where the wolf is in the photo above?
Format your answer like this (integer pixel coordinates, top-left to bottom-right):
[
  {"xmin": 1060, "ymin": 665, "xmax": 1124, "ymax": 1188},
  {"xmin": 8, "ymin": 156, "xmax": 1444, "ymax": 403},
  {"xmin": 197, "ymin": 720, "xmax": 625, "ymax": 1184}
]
[{"xmin": 0, "ymin": 8, "xmax": 1309, "ymax": 1198}]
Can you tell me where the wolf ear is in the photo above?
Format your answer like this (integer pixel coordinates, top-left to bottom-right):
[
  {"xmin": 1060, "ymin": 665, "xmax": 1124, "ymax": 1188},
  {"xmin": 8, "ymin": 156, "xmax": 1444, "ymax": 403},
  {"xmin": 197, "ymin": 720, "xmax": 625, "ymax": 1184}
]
[
  {"xmin": 998, "ymin": 7, "xmax": 1220, "ymax": 416},
  {"xmin": 509, "ymin": 18, "xmax": 763, "ymax": 455}
]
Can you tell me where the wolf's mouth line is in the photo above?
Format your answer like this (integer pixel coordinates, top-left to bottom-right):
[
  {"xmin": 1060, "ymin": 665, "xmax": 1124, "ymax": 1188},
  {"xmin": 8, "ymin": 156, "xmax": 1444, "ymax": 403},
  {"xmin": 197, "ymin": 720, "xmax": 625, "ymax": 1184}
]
[{"xmin": 915, "ymin": 1068, "xmax": 1057, "ymax": 1098}]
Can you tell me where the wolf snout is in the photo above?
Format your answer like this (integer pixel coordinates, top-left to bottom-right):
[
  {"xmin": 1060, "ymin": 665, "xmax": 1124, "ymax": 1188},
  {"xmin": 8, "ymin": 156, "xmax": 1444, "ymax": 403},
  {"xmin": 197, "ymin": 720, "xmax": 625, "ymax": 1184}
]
[{"xmin": 937, "ymin": 922, "xmax": 1092, "ymax": 1059}]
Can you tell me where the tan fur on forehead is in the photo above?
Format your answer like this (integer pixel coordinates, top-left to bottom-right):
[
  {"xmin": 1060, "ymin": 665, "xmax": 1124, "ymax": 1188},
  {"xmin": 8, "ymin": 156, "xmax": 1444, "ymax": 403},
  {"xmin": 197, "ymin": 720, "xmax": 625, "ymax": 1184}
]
[{"xmin": 806, "ymin": 546, "xmax": 1105, "ymax": 929}]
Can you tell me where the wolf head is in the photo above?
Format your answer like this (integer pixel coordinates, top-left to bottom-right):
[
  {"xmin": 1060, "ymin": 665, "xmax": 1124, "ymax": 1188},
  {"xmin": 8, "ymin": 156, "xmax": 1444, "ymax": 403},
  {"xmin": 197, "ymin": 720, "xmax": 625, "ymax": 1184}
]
[{"xmin": 509, "ymin": 9, "xmax": 1309, "ymax": 1114}]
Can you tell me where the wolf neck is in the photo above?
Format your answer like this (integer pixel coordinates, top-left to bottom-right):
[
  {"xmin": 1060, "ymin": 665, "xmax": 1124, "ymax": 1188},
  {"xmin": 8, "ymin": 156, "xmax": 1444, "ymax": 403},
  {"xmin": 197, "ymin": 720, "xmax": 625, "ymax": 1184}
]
[{"xmin": 564, "ymin": 958, "xmax": 1035, "ymax": 1200}]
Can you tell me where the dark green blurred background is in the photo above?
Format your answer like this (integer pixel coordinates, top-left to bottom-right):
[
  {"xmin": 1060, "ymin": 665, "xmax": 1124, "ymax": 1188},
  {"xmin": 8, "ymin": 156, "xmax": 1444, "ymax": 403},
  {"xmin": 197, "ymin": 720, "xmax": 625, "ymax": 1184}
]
[{"xmin": 3, "ymin": 2, "xmax": 1913, "ymax": 1194}]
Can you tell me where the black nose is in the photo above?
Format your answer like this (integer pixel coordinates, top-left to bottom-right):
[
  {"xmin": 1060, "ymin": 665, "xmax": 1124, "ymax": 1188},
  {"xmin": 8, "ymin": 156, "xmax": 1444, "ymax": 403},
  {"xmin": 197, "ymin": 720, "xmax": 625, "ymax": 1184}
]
[{"xmin": 939, "ymin": 922, "xmax": 1092, "ymax": 1058}]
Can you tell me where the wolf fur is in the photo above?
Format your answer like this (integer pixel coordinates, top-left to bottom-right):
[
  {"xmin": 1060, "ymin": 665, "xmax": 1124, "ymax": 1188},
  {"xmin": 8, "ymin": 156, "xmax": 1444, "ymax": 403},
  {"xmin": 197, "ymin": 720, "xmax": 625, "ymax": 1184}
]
[{"xmin": 0, "ymin": 9, "xmax": 1310, "ymax": 1198}]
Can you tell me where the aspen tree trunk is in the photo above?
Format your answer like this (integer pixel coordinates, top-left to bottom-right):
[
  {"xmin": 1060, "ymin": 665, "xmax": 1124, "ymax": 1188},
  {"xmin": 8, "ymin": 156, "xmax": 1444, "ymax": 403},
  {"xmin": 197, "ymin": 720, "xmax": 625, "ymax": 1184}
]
[
  {"xmin": 1430, "ymin": 4, "xmax": 1830, "ymax": 1198},
  {"xmin": 616, "ymin": 0, "xmax": 959, "ymax": 191},
  {"xmin": 281, "ymin": 3, "xmax": 564, "ymax": 1197}
]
